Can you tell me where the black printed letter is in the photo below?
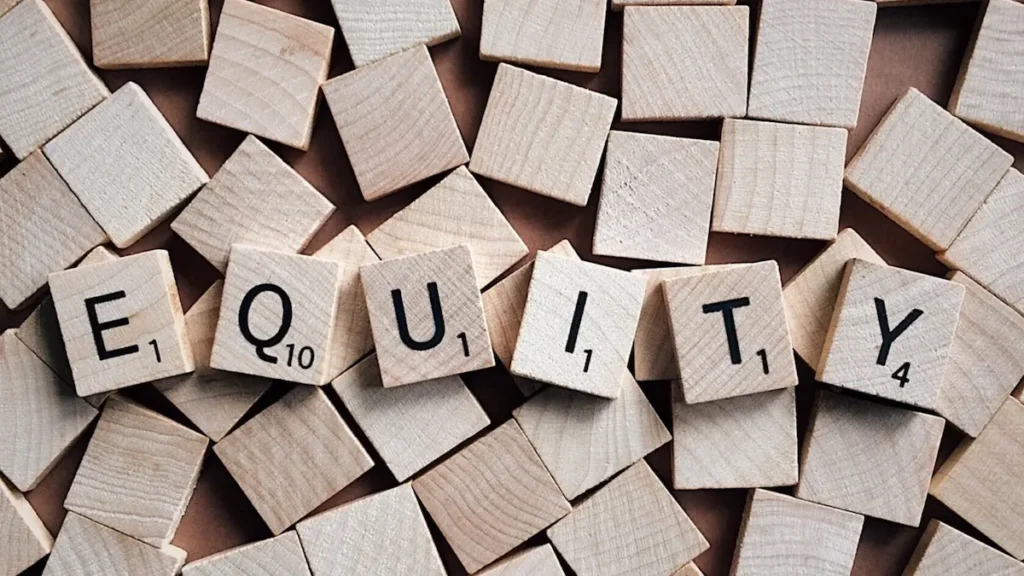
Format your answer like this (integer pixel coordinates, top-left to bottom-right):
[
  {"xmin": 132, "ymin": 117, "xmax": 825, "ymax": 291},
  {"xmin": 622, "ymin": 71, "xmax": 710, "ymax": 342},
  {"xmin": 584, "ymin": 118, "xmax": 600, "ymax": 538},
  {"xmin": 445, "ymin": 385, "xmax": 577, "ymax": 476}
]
[
  {"xmin": 238, "ymin": 283, "xmax": 293, "ymax": 363},
  {"xmin": 874, "ymin": 298, "xmax": 923, "ymax": 366},
  {"xmin": 702, "ymin": 297, "xmax": 751, "ymax": 365},
  {"xmin": 393, "ymin": 282, "xmax": 446, "ymax": 351},
  {"xmin": 85, "ymin": 291, "xmax": 139, "ymax": 360}
]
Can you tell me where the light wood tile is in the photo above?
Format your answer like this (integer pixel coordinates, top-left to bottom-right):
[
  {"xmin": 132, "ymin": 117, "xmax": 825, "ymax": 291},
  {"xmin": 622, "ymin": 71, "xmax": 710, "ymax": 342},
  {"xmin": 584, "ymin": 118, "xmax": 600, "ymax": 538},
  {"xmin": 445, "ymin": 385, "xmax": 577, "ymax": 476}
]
[
  {"xmin": 330, "ymin": 0, "xmax": 460, "ymax": 68},
  {"xmin": 906, "ymin": 520, "xmax": 1024, "ymax": 575},
  {"xmin": 614, "ymin": 0, "xmax": 735, "ymax": 7},
  {"xmin": 480, "ymin": 0, "xmax": 606, "ymax": 72},
  {"xmin": 91, "ymin": 0, "xmax": 210, "ymax": 69},
  {"xmin": 42, "ymin": 512, "xmax": 186, "ymax": 576},
  {"xmin": 182, "ymin": 532, "xmax": 310, "ymax": 576},
  {"xmin": 477, "ymin": 545, "xmax": 565, "ymax": 576},
  {"xmin": 0, "ymin": 474, "xmax": 53, "ymax": 576},
  {"xmin": 673, "ymin": 565, "xmax": 704, "ymax": 576}
]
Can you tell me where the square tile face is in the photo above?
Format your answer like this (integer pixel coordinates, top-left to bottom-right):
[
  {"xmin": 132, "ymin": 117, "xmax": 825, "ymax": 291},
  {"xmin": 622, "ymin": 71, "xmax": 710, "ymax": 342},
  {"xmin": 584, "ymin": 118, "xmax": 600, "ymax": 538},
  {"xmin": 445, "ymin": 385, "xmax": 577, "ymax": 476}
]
[
  {"xmin": 818, "ymin": 259, "xmax": 965, "ymax": 412},
  {"xmin": 361, "ymin": 245, "xmax": 493, "ymax": 387},
  {"xmin": 747, "ymin": 0, "xmax": 876, "ymax": 128},
  {"xmin": 197, "ymin": 0, "xmax": 334, "ymax": 150},
  {"xmin": 713, "ymin": 119, "xmax": 846, "ymax": 240},
  {"xmin": 322, "ymin": 46, "xmax": 467, "ymax": 202},
  {"xmin": 413, "ymin": 420, "xmax": 570, "ymax": 573},
  {"xmin": 0, "ymin": 0, "xmax": 109, "ymax": 159},
  {"xmin": 330, "ymin": 0, "xmax": 460, "ymax": 68},
  {"xmin": 182, "ymin": 532, "xmax": 311, "ymax": 576},
  {"xmin": 43, "ymin": 82, "xmax": 210, "ymax": 248},
  {"xmin": 664, "ymin": 261, "xmax": 797, "ymax": 404},
  {"xmin": 906, "ymin": 520, "xmax": 1024, "ymax": 576},
  {"xmin": 593, "ymin": 131, "xmax": 718, "ymax": 264},
  {"xmin": 64, "ymin": 398, "xmax": 209, "ymax": 547},
  {"xmin": 214, "ymin": 386, "xmax": 373, "ymax": 536},
  {"xmin": 480, "ymin": 0, "xmax": 606, "ymax": 72},
  {"xmin": 511, "ymin": 253, "xmax": 646, "ymax": 399},
  {"xmin": 0, "ymin": 476, "xmax": 53, "ymax": 576},
  {"xmin": 48, "ymin": 250, "xmax": 194, "ymax": 396},
  {"xmin": 796, "ymin": 391, "xmax": 944, "ymax": 527},
  {"xmin": 172, "ymin": 135, "xmax": 335, "ymax": 274},
  {"xmin": 0, "ymin": 151, "xmax": 106, "ymax": 309},
  {"xmin": 845, "ymin": 88, "xmax": 1013, "ymax": 251},
  {"xmin": 211, "ymin": 246, "xmax": 341, "ymax": 386},
  {"xmin": 477, "ymin": 545, "xmax": 564, "ymax": 576},
  {"xmin": 91, "ymin": 0, "xmax": 210, "ymax": 69},
  {"xmin": 733, "ymin": 489, "xmax": 863, "ymax": 576},
  {"xmin": 43, "ymin": 512, "xmax": 186, "ymax": 576},
  {"xmin": 548, "ymin": 461, "xmax": 709, "ymax": 576},
  {"xmin": 470, "ymin": 64, "xmax": 617, "ymax": 207},
  {"xmin": 622, "ymin": 6, "xmax": 748, "ymax": 121}
]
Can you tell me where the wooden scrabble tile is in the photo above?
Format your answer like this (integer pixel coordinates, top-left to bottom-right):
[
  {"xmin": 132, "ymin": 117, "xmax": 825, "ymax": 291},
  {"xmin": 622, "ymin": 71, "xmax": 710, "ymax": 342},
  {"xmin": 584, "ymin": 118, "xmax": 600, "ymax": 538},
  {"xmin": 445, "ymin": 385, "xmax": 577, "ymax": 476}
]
[
  {"xmin": 906, "ymin": 520, "xmax": 1024, "ymax": 575},
  {"xmin": 931, "ymin": 397, "xmax": 1024, "ymax": 559},
  {"xmin": 941, "ymin": 168, "xmax": 1024, "ymax": 316},
  {"xmin": 621, "ymin": 6, "xmax": 748, "ymax": 121},
  {"xmin": 153, "ymin": 281, "xmax": 270, "ymax": 442},
  {"xmin": 480, "ymin": 0, "xmax": 606, "ymax": 72},
  {"xmin": 796, "ymin": 390, "xmax": 944, "ymax": 527},
  {"xmin": 0, "ymin": 151, "xmax": 106, "ymax": 309},
  {"xmin": 182, "ymin": 532, "xmax": 310, "ymax": 576},
  {"xmin": 614, "ymin": 0, "xmax": 734, "ymax": 6},
  {"xmin": 470, "ymin": 64, "xmax": 617, "ymax": 206},
  {"xmin": 593, "ymin": 131, "xmax": 718, "ymax": 264},
  {"xmin": 42, "ymin": 512, "xmax": 186, "ymax": 576},
  {"xmin": 747, "ymin": 0, "xmax": 876, "ymax": 128},
  {"xmin": 64, "ymin": 397, "xmax": 208, "ymax": 546},
  {"xmin": 211, "ymin": 246, "xmax": 340, "ymax": 386},
  {"xmin": 0, "ymin": 475, "xmax": 53, "ymax": 576},
  {"xmin": 197, "ymin": 0, "xmax": 333, "ymax": 150},
  {"xmin": 322, "ymin": 46, "xmax": 467, "ymax": 202},
  {"xmin": 48, "ymin": 250, "xmax": 194, "ymax": 396},
  {"xmin": 548, "ymin": 461, "xmax": 709, "ymax": 576},
  {"xmin": 361, "ymin": 245, "xmax": 493, "ymax": 387},
  {"xmin": 672, "ymin": 387, "xmax": 797, "ymax": 489},
  {"xmin": 476, "ymin": 545, "xmax": 565, "ymax": 576},
  {"xmin": 845, "ymin": 88, "xmax": 1013, "ymax": 250},
  {"xmin": 783, "ymin": 229, "xmax": 885, "ymax": 372},
  {"xmin": 732, "ymin": 489, "xmax": 864, "ymax": 576},
  {"xmin": 412, "ymin": 420, "xmax": 570, "ymax": 573},
  {"xmin": 664, "ymin": 261, "xmax": 798, "ymax": 403},
  {"xmin": 673, "ymin": 565, "xmax": 704, "ymax": 576},
  {"xmin": 330, "ymin": 354, "xmax": 489, "ymax": 482},
  {"xmin": 214, "ymin": 386, "xmax": 373, "ymax": 535},
  {"xmin": 43, "ymin": 82, "xmax": 209, "ymax": 248},
  {"xmin": 297, "ymin": 484, "xmax": 445, "ymax": 576},
  {"xmin": 818, "ymin": 259, "xmax": 964, "ymax": 411},
  {"xmin": 330, "ymin": 0, "xmax": 460, "ymax": 68},
  {"xmin": 712, "ymin": 119, "xmax": 846, "ymax": 240},
  {"xmin": 949, "ymin": 0, "xmax": 1024, "ymax": 143},
  {"xmin": 172, "ymin": 135, "xmax": 334, "ymax": 273},
  {"xmin": 91, "ymin": 0, "xmax": 210, "ymax": 69},
  {"xmin": 511, "ymin": 253, "xmax": 646, "ymax": 399},
  {"xmin": 0, "ymin": 0, "xmax": 109, "ymax": 159},
  {"xmin": 513, "ymin": 371, "xmax": 670, "ymax": 500}
]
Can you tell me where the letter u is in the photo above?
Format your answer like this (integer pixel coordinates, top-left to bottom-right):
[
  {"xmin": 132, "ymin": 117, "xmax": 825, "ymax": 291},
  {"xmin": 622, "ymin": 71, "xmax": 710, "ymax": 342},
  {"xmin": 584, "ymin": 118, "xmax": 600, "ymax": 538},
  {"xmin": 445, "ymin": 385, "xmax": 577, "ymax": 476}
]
[{"xmin": 391, "ymin": 282, "xmax": 446, "ymax": 351}]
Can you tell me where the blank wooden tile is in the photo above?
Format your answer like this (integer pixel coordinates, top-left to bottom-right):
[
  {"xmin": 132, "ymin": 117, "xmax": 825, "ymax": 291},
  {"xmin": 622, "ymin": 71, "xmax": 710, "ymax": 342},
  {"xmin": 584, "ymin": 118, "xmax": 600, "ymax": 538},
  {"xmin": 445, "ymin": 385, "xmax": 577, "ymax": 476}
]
[
  {"xmin": 65, "ymin": 397, "xmax": 208, "ymax": 547},
  {"xmin": 593, "ymin": 131, "xmax": 718, "ymax": 264},
  {"xmin": 153, "ymin": 281, "xmax": 270, "ymax": 442},
  {"xmin": 480, "ymin": 0, "xmax": 606, "ymax": 72},
  {"xmin": 783, "ymin": 229, "xmax": 885, "ymax": 372},
  {"xmin": 906, "ymin": 520, "xmax": 1024, "ymax": 575},
  {"xmin": 615, "ymin": 0, "xmax": 734, "ymax": 6},
  {"xmin": 931, "ymin": 397, "xmax": 1024, "ymax": 559},
  {"xmin": 330, "ymin": 0, "xmax": 460, "ymax": 68},
  {"xmin": 477, "ymin": 545, "xmax": 565, "ymax": 576},
  {"xmin": 733, "ymin": 489, "xmax": 864, "ymax": 576},
  {"xmin": 48, "ymin": 250, "xmax": 194, "ymax": 396},
  {"xmin": 44, "ymin": 82, "xmax": 209, "ymax": 248},
  {"xmin": 297, "ymin": 484, "xmax": 445, "ymax": 576},
  {"xmin": 796, "ymin": 390, "xmax": 944, "ymax": 527},
  {"xmin": 91, "ymin": 0, "xmax": 210, "ymax": 69},
  {"xmin": 548, "ymin": 461, "xmax": 709, "ymax": 576},
  {"xmin": 182, "ymin": 532, "xmax": 310, "ymax": 576},
  {"xmin": 672, "ymin": 387, "xmax": 797, "ymax": 489},
  {"xmin": 748, "ymin": 0, "xmax": 876, "ymax": 128},
  {"xmin": 622, "ymin": 6, "xmax": 748, "ymax": 121},
  {"xmin": 172, "ymin": 135, "xmax": 335, "ymax": 273},
  {"xmin": 0, "ymin": 0, "xmax": 109, "ymax": 159},
  {"xmin": 367, "ymin": 166, "xmax": 527, "ymax": 288},
  {"xmin": 331, "ymin": 354, "xmax": 489, "ymax": 482},
  {"xmin": 413, "ymin": 420, "xmax": 571, "ymax": 573},
  {"xmin": 361, "ymin": 245, "xmax": 493, "ymax": 387},
  {"xmin": 197, "ymin": 0, "xmax": 333, "ymax": 150},
  {"xmin": 514, "ymin": 371, "xmax": 670, "ymax": 500},
  {"xmin": 664, "ymin": 261, "xmax": 798, "ymax": 403},
  {"xmin": 470, "ymin": 64, "xmax": 617, "ymax": 206},
  {"xmin": 0, "ymin": 151, "xmax": 106, "ymax": 309},
  {"xmin": 713, "ymin": 118, "xmax": 846, "ymax": 240},
  {"xmin": 511, "ymin": 253, "xmax": 646, "ymax": 399},
  {"xmin": 42, "ymin": 512, "xmax": 186, "ymax": 576},
  {"xmin": 214, "ymin": 386, "xmax": 373, "ymax": 535},
  {"xmin": 949, "ymin": 0, "xmax": 1024, "ymax": 143},
  {"xmin": 0, "ymin": 474, "xmax": 53, "ymax": 576},
  {"xmin": 845, "ymin": 88, "xmax": 1013, "ymax": 250},
  {"xmin": 322, "ymin": 45, "xmax": 467, "ymax": 202},
  {"xmin": 818, "ymin": 259, "xmax": 964, "ymax": 412}
]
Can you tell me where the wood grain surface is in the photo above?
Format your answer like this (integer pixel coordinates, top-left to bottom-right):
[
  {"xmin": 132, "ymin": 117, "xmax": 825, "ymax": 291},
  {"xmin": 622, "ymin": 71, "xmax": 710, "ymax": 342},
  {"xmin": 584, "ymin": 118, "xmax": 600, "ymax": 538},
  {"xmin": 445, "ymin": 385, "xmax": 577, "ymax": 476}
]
[
  {"xmin": 904, "ymin": 520, "xmax": 1024, "ymax": 575},
  {"xmin": 90, "ymin": 0, "xmax": 210, "ymax": 69},
  {"xmin": 330, "ymin": 0, "xmax": 460, "ymax": 68},
  {"xmin": 42, "ymin": 512, "xmax": 186, "ymax": 576},
  {"xmin": 181, "ymin": 531, "xmax": 310, "ymax": 576}
]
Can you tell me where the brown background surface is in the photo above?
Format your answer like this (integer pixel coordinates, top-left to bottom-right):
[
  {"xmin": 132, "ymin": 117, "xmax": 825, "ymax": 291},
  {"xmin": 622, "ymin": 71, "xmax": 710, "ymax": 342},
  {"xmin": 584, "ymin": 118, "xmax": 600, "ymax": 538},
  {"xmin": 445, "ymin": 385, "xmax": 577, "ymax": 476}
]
[{"xmin": 3, "ymin": 1, "xmax": 1024, "ymax": 574}]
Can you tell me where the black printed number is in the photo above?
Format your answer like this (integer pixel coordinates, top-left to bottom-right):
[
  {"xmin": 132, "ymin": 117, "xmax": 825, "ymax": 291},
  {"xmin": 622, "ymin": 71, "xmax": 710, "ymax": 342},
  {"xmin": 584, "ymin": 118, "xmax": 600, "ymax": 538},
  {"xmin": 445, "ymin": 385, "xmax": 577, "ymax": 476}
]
[
  {"xmin": 149, "ymin": 339, "xmax": 162, "ymax": 363},
  {"xmin": 582, "ymin": 349, "xmax": 593, "ymax": 373},
  {"xmin": 457, "ymin": 332, "xmax": 469, "ymax": 357},
  {"xmin": 891, "ymin": 362, "xmax": 911, "ymax": 388},
  {"xmin": 285, "ymin": 344, "xmax": 315, "ymax": 369},
  {"xmin": 756, "ymin": 348, "xmax": 769, "ymax": 375}
]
